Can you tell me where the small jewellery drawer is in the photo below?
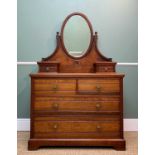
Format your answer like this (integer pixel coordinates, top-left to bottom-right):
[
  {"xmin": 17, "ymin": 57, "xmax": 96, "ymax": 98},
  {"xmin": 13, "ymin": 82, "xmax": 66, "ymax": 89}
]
[
  {"xmin": 34, "ymin": 115, "xmax": 120, "ymax": 139},
  {"xmin": 94, "ymin": 62, "xmax": 116, "ymax": 73},
  {"xmin": 33, "ymin": 79, "xmax": 76, "ymax": 91},
  {"xmin": 77, "ymin": 79, "xmax": 120, "ymax": 94},
  {"xmin": 95, "ymin": 66, "xmax": 115, "ymax": 72},
  {"xmin": 34, "ymin": 96, "xmax": 120, "ymax": 112}
]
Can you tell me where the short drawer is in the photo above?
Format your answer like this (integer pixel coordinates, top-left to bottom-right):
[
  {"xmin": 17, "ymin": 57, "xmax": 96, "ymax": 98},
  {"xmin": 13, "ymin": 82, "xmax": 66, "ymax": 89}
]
[
  {"xmin": 33, "ymin": 115, "xmax": 120, "ymax": 139},
  {"xmin": 33, "ymin": 79, "xmax": 76, "ymax": 91},
  {"xmin": 33, "ymin": 96, "xmax": 120, "ymax": 112},
  {"xmin": 77, "ymin": 79, "xmax": 120, "ymax": 94}
]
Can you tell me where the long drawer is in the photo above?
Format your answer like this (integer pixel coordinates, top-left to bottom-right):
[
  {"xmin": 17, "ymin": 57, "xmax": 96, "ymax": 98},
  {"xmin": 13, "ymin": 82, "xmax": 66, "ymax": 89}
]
[
  {"xmin": 33, "ymin": 115, "xmax": 121, "ymax": 139},
  {"xmin": 33, "ymin": 96, "xmax": 120, "ymax": 112}
]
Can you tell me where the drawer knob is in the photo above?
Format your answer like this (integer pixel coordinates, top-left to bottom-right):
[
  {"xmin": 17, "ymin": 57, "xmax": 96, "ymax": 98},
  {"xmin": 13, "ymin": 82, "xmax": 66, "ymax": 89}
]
[
  {"xmin": 96, "ymin": 103, "xmax": 101, "ymax": 110},
  {"xmin": 96, "ymin": 125, "xmax": 101, "ymax": 129},
  {"xmin": 53, "ymin": 124, "xmax": 58, "ymax": 129},
  {"xmin": 46, "ymin": 67, "xmax": 50, "ymax": 72},
  {"xmin": 96, "ymin": 85, "xmax": 102, "ymax": 92},
  {"xmin": 53, "ymin": 103, "xmax": 59, "ymax": 109},
  {"xmin": 48, "ymin": 123, "xmax": 58, "ymax": 130},
  {"xmin": 52, "ymin": 84, "xmax": 58, "ymax": 91},
  {"xmin": 104, "ymin": 67, "xmax": 108, "ymax": 71}
]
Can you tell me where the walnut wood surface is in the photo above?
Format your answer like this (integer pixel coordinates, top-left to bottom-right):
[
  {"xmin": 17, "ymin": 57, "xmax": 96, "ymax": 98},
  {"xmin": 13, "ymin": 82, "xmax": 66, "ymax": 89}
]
[
  {"xmin": 34, "ymin": 97, "xmax": 120, "ymax": 112},
  {"xmin": 34, "ymin": 120, "xmax": 120, "ymax": 133},
  {"xmin": 30, "ymin": 73, "xmax": 124, "ymax": 78},
  {"xmin": 28, "ymin": 12, "xmax": 125, "ymax": 151}
]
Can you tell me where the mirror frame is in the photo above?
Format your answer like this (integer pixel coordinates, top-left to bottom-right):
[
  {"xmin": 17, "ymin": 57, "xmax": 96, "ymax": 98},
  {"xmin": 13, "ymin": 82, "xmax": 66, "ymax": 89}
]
[{"xmin": 61, "ymin": 12, "xmax": 93, "ymax": 59}]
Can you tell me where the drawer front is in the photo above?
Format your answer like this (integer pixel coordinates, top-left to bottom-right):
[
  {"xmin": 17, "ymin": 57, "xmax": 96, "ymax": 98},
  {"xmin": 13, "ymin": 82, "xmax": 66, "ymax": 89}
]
[
  {"xmin": 33, "ymin": 115, "xmax": 120, "ymax": 139},
  {"xmin": 34, "ymin": 115, "xmax": 119, "ymax": 121},
  {"xmin": 33, "ymin": 79, "xmax": 76, "ymax": 91},
  {"xmin": 33, "ymin": 79, "xmax": 76, "ymax": 95},
  {"xmin": 34, "ymin": 96, "xmax": 120, "ymax": 112},
  {"xmin": 78, "ymin": 79, "xmax": 120, "ymax": 94},
  {"xmin": 95, "ymin": 66, "xmax": 115, "ymax": 73},
  {"xmin": 34, "ymin": 91, "xmax": 76, "ymax": 96},
  {"xmin": 34, "ymin": 121, "xmax": 120, "ymax": 133},
  {"xmin": 34, "ymin": 132, "xmax": 120, "ymax": 139}
]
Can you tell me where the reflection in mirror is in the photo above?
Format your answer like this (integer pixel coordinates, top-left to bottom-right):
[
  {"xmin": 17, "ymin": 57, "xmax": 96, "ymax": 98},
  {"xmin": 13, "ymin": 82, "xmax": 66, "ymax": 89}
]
[{"xmin": 63, "ymin": 15, "xmax": 91, "ymax": 57}]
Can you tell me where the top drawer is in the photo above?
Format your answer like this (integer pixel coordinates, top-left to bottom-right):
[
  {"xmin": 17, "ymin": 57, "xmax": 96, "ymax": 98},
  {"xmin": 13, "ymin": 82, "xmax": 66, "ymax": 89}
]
[
  {"xmin": 32, "ymin": 78, "xmax": 120, "ymax": 95},
  {"xmin": 77, "ymin": 79, "xmax": 120, "ymax": 94},
  {"xmin": 33, "ymin": 79, "xmax": 76, "ymax": 91}
]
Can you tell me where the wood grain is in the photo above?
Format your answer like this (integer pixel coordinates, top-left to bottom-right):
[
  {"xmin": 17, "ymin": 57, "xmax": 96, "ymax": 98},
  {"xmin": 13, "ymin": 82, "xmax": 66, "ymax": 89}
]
[
  {"xmin": 34, "ymin": 97, "xmax": 120, "ymax": 112},
  {"xmin": 28, "ymin": 12, "xmax": 125, "ymax": 151},
  {"xmin": 78, "ymin": 79, "xmax": 120, "ymax": 93},
  {"xmin": 34, "ymin": 121, "xmax": 120, "ymax": 133}
]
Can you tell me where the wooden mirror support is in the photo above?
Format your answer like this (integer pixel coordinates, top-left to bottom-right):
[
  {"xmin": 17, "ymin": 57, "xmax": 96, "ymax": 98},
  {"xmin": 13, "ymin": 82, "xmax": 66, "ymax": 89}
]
[
  {"xmin": 28, "ymin": 12, "xmax": 126, "ymax": 151},
  {"xmin": 38, "ymin": 12, "xmax": 116, "ymax": 73}
]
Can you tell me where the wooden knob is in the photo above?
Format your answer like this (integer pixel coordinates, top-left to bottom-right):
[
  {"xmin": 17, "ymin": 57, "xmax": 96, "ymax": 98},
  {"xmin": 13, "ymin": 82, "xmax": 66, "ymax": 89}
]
[
  {"xmin": 96, "ymin": 85, "xmax": 101, "ymax": 92},
  {"xmin": 96, "ymin": 103, "xmax": 101, "ymax": 109},
  {"xmin": 104, "ymin": 67, "xmax": 108, "ymax": 71},
  {"xmin": 46, "ymin": 67, "xmax": 50, "ymax": 71},
  {"xmin": 96, "ymin": 125, "xmax": 101, "ymax": 129},
  {"xmin": 52, "ymin": 84, "xmax": 58, "ymax": 91},
  {"xmin": 53, "ymin": 103, "xmax": 59, "ymax": 109},
  {"xmin": 48, "ymin": 123, "xmax": 58, "ymax": 130},
  {"xmin": 53, "ymin": 124, "xmax": 58, "ymax": 129}
]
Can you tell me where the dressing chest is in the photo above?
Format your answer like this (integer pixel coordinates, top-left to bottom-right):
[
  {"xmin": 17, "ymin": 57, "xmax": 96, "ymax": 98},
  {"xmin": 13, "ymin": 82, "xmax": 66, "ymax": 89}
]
[{"xmin": 28, "ymin": 12, "xmax": 126, "ymax": 150}]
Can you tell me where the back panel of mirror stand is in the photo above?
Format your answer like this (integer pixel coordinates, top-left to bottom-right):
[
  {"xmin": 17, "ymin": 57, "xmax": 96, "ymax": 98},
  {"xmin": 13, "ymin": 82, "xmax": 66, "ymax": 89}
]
[{"xmin": 37, "ymin": 32, "xmax": 116, "ymax": 73}]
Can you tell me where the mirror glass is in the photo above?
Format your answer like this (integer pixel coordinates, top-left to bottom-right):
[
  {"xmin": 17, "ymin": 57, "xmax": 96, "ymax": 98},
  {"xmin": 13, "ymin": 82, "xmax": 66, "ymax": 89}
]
[{"xmin": 63, "ymin": 15, "xmax": 91, "ymax": 57}]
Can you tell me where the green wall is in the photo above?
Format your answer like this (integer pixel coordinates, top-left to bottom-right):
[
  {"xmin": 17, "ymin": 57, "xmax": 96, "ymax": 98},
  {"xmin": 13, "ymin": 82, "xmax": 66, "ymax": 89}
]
[{"xmin": 17, "ymin": 0, "xmax": 138, "ymax": 118}]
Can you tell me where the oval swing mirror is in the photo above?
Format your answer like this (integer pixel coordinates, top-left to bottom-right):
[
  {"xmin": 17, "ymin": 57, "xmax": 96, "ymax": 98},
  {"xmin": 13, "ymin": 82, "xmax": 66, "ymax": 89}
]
[{"xmin": 61, "ymin": 13, "xmax": 93, "ymax": 58}]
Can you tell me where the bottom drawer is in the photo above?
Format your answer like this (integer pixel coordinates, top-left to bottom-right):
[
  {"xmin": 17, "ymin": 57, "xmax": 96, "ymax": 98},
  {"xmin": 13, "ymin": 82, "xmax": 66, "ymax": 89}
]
[
  {"xmin": 33, "ymin": 115, "xmax": 121, "ymax": 139},
  {"xmin": 34, "ymin": 132, "xmax": 120, "ymax": 139}
]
